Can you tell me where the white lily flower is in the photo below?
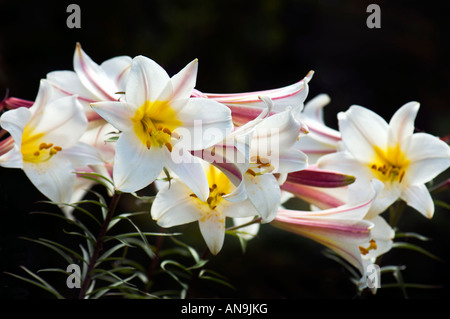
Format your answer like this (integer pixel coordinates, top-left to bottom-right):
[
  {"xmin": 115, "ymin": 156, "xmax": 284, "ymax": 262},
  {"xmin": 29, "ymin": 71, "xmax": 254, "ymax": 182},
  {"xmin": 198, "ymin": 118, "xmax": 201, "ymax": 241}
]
[
  {"xmin": 318, "ymin": 102, "xmax": 450, "ymax": 218},
  {"xmin": 201, "ymin": 96, "xmax": 308, "ymax": 223},
  {"xmin": 91, "ymin": 56, "xmax": 233, "ymax": 200},
  {"xmin": 151, "ymin": 161, "xmax": 258, "ymax": 255},
  {"xmin": 0, "ymin": 80, "xmax": 102, "ymax": 203}
]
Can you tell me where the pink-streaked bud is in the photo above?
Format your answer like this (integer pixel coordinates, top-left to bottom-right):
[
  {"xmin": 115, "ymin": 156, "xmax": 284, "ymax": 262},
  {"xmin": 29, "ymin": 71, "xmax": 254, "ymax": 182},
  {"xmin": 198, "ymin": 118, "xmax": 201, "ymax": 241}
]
[
  {"xmin": 0, "ymin": 94, "xmax": 34, "ymax": 111},
  {"xmin": 285, "ymin": 165, "xmax": 356, "ymax": 188}
]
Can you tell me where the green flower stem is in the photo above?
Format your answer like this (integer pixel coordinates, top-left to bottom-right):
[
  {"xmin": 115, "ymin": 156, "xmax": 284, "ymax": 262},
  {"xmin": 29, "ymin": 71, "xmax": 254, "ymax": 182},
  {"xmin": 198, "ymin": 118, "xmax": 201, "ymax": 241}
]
[
  {"xmin": 78, "ymin": 190, "xmax": 122, "ymax": 299},
  {"xmin": 389, "ymin": 200, "xmax": 406, "ymax": 229}
]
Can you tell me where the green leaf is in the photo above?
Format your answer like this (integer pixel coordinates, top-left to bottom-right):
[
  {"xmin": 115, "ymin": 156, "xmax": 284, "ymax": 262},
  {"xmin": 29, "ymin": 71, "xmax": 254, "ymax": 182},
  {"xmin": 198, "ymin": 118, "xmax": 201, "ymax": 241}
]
[
  {"xmin": 395, "ymin": 232, "xmax": 431, "ymax": 241},
  {"xmin": 199, "ymin": 269, "xmax": 235, "ymax": 290},
  {"xmin": 434, "ymin": 200, "xmax": 450, "ymax": 211},
  {"xmin": 392, "ymin": 242, "xmax": 444, "ymax": 262},
  {"xmin": 5, "ymin": 266, "xmax": 65, "ymax": 299}
]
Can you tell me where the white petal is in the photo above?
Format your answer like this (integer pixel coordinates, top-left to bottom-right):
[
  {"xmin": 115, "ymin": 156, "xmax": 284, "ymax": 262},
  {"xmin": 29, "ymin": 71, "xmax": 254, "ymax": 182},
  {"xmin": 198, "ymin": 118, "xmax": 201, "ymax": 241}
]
[
  {"xmin": 252, "ymin": 107, "xmax": 303, "ymax": 156},
  {"xmin": 317, "ymin": 151, "xmax": 373, "ymax": 180},
  {"xmin": 0, "ymin": 147, "xmax": 23, "ymax": 168},
  {"xmin": 90, "ymin": 101, "xmax": 134, "ymax": 132},
  {"xmin": 302, "ymin": 94, "xmax": 331, "ymax": 124},
  {"xmin": 100, "ymin": 55, "xmax": 132, "ymax": 92},
  {"xmin": 113, "ymin": 132, "xmax": 164, "ymax": 192},
  {"xmin": 388, "ymin": 102, "xmax": 419, "ymax": 145},
  {"xmin": 366, "ymin": 184, "xmax": 402, "ymax": 219},
  {"xmin": 164, "ymin": 148, "xmax": 209, "ymax": 202},
  {"xmin": 175, "ymin": 98, "xmax": 233, "ymax": 150},
  {"xmin": 362, "ymin": 215, "xmax": 395, "ymax": 260},
  {"xmin": 30, "ymin": 96, "xmax": 87, "ymax": 148},
  {"xmin": 60, "ymin": 143, "xmax": 103, "ymax": 168},
  {"xmin": 243, "ymin": 173, "xmax": 281, "ymax": 223},
  {"xmin": 403, "ymin": 133, "xmax": 450, "ymax": 185},
  {"xmin": 74, "ymin": 43, "xmax": 117, "ymax": 101},
  {"xmin": 151, "ymin": 179, "xmax": 202, "ymax": 227},
  {"xmin": 0, "ymin": 107, "xmax": 31, "ymax": 146},
  {"xmin": 23, "ymin": 156, "xmax": 76, "ymax": 203},
  {"xmin": 275, "ymin": 147, "xmax": 308, "ymax": 174},
  {"xmin": 338, "ymin": 105, "xmax": 389, "ymax": 162},
  {"xmin": 126, "ymin": 56, "xmax": 171, "ymax": 107},
  {"xmin": 198, "ymin": 210, "xmax": 226, "ymax": 255},
  {"xmin": 170, "ymin": 59, "xmax": 198, "ymax": 101},
  {"xmin": 400, "ymin": 184, "xmax": 434, "ymax": 218},
  {"xmin": 46, "ymin": 70, "xmax": 99, "ymax": 103}
]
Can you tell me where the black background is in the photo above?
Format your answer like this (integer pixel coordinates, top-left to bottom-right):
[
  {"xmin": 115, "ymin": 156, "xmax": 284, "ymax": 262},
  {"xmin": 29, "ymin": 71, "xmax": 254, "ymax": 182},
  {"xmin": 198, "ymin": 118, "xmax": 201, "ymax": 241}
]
[{"xmin": 0, "ymin": 0, "xmax": 449, "ymax": 300}]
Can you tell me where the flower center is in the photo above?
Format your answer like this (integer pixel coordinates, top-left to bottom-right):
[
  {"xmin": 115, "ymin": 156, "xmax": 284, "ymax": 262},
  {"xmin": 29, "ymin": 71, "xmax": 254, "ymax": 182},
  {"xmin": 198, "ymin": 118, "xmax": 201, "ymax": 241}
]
[
  {"xmin": 132, "ymin": 100, "xmax": 182, "ymax": 152},
  {"xmin": 369, "ymin": 145, "xmax": 409, "ymax": 183},
  {"xmin": 190, "ymin": 164, "xmax": 232, "ymax": 211},
  {"xmin": 22, "ymin": 141, "xmax": 63, "ymax": 163},
  {"xmin": 20, "ymin": 128, "xmax": 63, "ymax": 163},
  {"xmin": 246, "ymin": 155, "xmax": 274, "ymax": 176}
]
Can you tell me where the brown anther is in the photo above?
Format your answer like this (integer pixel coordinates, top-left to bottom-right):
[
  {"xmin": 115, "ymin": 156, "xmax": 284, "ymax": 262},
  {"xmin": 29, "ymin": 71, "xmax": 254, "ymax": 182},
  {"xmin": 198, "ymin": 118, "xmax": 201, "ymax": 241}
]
[
  {"xmin": 165, "ymin": 142, "xmax": 173, "ymax": 152},
  {"xmin": 359, "ymin": 246, "xmax": 369, "ymax": 255},
  {"xmin": 399, "ymin": 170, "xmax": 405, "ymax": 183},
  {"xmin": 247, "ymin": 169, "xmax": 256, "ymax": 177},
  {"xmin": 211, "ymin": 206, "xmax": 217, "ymax": 210},
  {"xmin": 53, "ymin": 146, "xmax": 62, "ymax": 152},
  {"xmin": 207, "ymin": 197, "xmax": 213, "ymax": 205},
  {"xmin": 34, "ymin": 151, "xmax": 40, "ymax": 156},
  {"xmin": 157, "ymin": 125, "xmax": 163, "ymax": 131},
  {"xmin": 189, "ymin": 194, "xmax": 198, "ymax": 198},
  {"xmin": 39, "ymin": 142, "xmax": 53, "ymax": 150},
  {"xmin": 146, "ymin": 140, "xmax": 151, "ymax": 150},
  {"xmin": 211, "ymin": 184, "xmax": 217, "ymax": 190},
  {"xmin": 148, "ymin": 127, "xmax": 153, "ymax": 135},
  {"xmin": 49, "ymin": 148, "xmax": 58, "ymax": 156},
  {"xmin": 163, "ymin": 127, "xmax": 172, "ymax": 135},
  {"xmin": 371, "ymin": 164, "xmax": 377, "ymax": 170}
]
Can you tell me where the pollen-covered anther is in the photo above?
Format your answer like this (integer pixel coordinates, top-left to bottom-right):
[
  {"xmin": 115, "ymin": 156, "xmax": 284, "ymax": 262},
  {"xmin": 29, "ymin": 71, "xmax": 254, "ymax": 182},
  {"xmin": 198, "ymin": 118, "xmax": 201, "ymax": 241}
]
[
  {"xmin": 165, "ymin": 142, "xmax": 173, "ymax": 152},
  {"xmin": 39, "ymin": 142, "xmax": 54, "ymax": 150},
  {"xmin": 359, "ymin": 239, "xmax": 377, "ymax": 255},
  {"xmin": 370, "ymin": 163, "xmax": 405, "ymax": 183},
  {"xmin": 49, "ymin": 146, "xmax": 63, "ymax": 156},
  {"xmin": 146, "ymin": 140, "xmax": 151, "ymax": 150}
]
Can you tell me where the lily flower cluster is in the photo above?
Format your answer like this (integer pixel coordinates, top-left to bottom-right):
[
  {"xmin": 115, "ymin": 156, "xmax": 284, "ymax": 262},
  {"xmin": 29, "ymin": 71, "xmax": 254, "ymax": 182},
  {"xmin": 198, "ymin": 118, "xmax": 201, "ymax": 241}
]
[{"xmin": 1, "ymin": 43, "xmax": 449, "ymax": 292}]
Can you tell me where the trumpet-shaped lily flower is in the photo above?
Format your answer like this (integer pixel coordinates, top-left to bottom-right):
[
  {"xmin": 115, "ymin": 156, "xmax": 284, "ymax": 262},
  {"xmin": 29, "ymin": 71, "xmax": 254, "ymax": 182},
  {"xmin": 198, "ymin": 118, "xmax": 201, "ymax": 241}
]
[
  {"xmin": 318, "ymin": 102, "xmax": 450, "ymax": 218},
  {"xmin": 273, "ymin": 179, "xmax": 394, "ymax": 287},
  {"xmin": 200, "ymin": 71, "xmax": 314, "ymax": 126},
  {"xmin": 151, "ymin": 161, "xmax": 259, "ymax": 255},
  {"xmin": 91, "ymin": 56, "xmax": 233, "ymax": 200},
  {"xmin": 46, "ymin": 43, "xmax": 132, "ymax": 123},
  {"xmin": 0, "ymin": 80, "xmax": 102, "ymax": 203}
]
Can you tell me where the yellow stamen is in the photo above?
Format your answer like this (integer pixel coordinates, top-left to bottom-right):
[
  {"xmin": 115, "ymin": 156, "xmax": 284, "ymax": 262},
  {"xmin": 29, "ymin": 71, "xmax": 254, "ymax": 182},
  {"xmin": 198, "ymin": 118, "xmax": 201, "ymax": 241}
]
[{"xmin": 359, "ymin": 239, "xmax": 377, "ymax": 255}]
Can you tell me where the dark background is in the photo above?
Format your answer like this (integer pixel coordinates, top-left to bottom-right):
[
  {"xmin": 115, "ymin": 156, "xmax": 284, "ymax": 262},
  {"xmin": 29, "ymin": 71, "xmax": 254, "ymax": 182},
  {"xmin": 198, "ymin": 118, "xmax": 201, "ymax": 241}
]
[{"xmin": 0, "ymin": 0, "xmax": 449, "ymax": 300}]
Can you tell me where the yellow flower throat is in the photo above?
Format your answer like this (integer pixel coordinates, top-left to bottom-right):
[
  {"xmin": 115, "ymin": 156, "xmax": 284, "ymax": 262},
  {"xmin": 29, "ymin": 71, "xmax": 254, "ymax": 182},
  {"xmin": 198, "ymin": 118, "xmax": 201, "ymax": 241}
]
[
  {"xmin": 21, "ymin": 129, "xmax": 63, "ymax": 163},
  {"xmin": 132, "ymin": 100, "xmax": 182, "ymax": 152},
  {"xmin": 369, "ymin": 144, "xmax": 409, "ymax": 183}
]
